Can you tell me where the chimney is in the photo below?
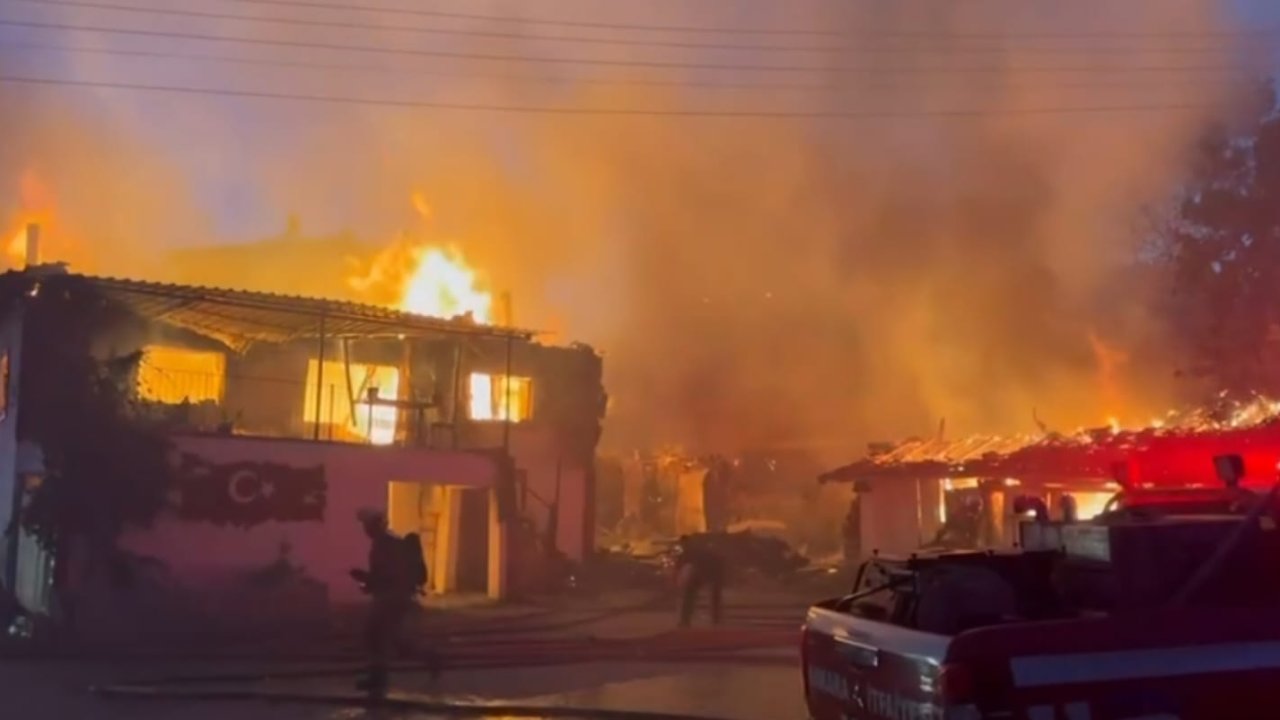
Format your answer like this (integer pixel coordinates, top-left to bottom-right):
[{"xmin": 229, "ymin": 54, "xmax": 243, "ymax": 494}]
[
  {"xmin": 24, "ymin": 223, "xmax": 40, "ymax": 268},
  {"xmin": 498, "ymin": 291, "xmax": 513, "ymax": 327}
]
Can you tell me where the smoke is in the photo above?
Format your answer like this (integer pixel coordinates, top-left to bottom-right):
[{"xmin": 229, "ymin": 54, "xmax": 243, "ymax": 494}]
[{"xmin": 0, "ymin": 0, "xmax": 1260, "ymax": 460}]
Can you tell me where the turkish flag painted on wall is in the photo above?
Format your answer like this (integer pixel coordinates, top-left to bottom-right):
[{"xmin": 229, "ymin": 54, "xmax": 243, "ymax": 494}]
[{"xmin": 172, "ymin": 452, "xmax": 327, "ymax": 527}]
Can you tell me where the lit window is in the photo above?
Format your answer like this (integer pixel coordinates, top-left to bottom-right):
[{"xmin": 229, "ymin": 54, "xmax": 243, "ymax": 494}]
[
  {"xmin": 1066, "ymin": 491, "xmax": 1114, "ymax": 520},
  {"xmin": 303, "ymin": 360, "xmax": 400, "ymax": 445},
  {"xmin": 137, "ymin": 346, "xmax": 226, "ymax": 405},
  {"xmin": 468, "ymin": 372, "xmax": 532, "ymax": 422}
]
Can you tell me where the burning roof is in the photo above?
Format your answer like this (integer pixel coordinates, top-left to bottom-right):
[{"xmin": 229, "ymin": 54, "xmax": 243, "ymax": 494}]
[
  {"xmin": 819, "ymin": 394, "xmax": 1280, "ymax": 489},
  {"xmin": 1, "ymin": 268, "xmax": 535, "ymax": 352}
]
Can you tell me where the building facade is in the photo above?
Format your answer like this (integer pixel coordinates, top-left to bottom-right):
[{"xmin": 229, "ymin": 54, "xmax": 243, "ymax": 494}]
[{"xmin": 0, "ymin": 267, "xmax": 604, "ymax": 639}]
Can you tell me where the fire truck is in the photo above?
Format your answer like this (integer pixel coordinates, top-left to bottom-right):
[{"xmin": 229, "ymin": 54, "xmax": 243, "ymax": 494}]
[{"xmin": 802, "ymin": 454, "xmax": 1280, "ymax": 720}]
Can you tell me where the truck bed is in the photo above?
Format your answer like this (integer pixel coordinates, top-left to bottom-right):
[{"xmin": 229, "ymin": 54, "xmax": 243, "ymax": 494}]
[{"xmin": 803, "ymin": 601, "xmax": 1280, "ymax": 720}]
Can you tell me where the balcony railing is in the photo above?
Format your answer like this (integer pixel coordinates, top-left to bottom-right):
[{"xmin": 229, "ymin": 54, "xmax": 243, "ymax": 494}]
[{"xmin": 133, "ymin": 365, "xmax": 453, "ymax": 448}]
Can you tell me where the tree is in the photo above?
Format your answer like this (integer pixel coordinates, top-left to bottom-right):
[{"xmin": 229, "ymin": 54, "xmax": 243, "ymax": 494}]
[
  {"xmin": 1162, "ymin": 80, "xmax": 1280, "ymax": 394},
  {"xmin": 0, "ymin": 273, "xmax": 173, "ymax": 587}
]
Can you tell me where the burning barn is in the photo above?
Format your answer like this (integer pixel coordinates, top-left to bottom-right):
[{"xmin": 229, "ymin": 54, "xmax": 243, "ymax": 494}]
[
  {"xmin": 820, "ymin": 399, "xmax": 1280, "ymax": 561},
  {"xmin": 0, "ymin": 262, "xmax": 604, "ymax": 635}
]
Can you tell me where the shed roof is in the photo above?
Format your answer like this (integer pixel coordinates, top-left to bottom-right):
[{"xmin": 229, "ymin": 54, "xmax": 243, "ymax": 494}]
[
  {"xmin": 13, "ymin": 268, "xmax": 536, "ymax": 352},
  {"xmin": 818, "ymin": 396, "xmax": 1280, "ymax": 486}
]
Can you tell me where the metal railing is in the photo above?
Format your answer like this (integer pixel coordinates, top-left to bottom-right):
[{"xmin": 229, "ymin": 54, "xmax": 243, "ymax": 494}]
[{"xmin": 133, "ymin": 364, "xmax": 443, "ymax": 447}]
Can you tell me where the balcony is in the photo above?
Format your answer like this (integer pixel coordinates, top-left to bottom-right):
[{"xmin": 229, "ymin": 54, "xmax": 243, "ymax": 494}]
[{"xmin": 134, "ymin": 359, "xmax": 451, "ymax": 448}]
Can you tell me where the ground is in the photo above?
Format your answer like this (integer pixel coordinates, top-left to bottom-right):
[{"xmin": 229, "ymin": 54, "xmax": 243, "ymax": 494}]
[{"xmin": 2, "ymin": 588, "xmax": 812, "ymax": 720}]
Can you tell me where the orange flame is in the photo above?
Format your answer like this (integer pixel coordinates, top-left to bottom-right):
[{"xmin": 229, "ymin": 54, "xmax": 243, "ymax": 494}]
[
  {"xmin": 1089, "ymin": 329, "xmax": 1130, "ymax": 426},
  {"xmin": 4, "ymin": 170, "xmax": 59, "ymax": 268},
  {"xmin": 347, "ymin": 195, "xmax": 493, "ymax": 323}
]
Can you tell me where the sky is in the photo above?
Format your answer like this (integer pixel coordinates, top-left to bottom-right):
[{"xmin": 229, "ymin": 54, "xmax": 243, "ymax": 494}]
[
  {"xmin": 4, "ymin": 0, "xmax": 1275, "ymax": 243},
  {"xmin": 2, "ymin": 0, "xmax": 1280, "ymax": 453}
]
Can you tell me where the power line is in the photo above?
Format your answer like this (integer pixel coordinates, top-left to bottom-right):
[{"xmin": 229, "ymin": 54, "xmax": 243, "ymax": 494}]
[
  {"xmin": 0, "ymin": 17, "xmax": 831, "ymax": 72},
  {"xmin": 10, "ymin": 41, "xmax": 1261, "ymax": 94},
  {"xmin": 0, "ymin": 72, "xmax": 1225, "ymax": 119},
  {"xmin": 15, "ymin": 0, "xmax": 840, "ymax": 52},
  {"xmin": 221, "ymin": 0, "xmax": 845, "ymax": 38},
  {"xmin": 5, "ymin": 41, "xmax": 827, "ymax": 89},
  {"xmin": 1, "ymin": 18, "xmax": 1270, "ymax": 76},
  {"xmin": 14, "ymin": 0, "xmax": 1280, "ymax": 56},
  {"xmin": 212, "ymin": 0, "xmax": 1280, "ymax": 42}
]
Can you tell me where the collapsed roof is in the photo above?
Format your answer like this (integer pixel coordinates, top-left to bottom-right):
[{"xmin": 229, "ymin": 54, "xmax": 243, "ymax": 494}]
[{"xmin": 819, "ymin": 396, "xmax": 1280, "ymax": 490}]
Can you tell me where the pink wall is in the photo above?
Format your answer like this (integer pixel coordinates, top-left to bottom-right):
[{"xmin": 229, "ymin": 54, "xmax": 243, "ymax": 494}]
[
  {"xmin": 507, "ymin": 425, "xmax": 588, "ymax": 560},
  {"xmin": 120, "ymin": 434, "xmax": 498, "ymax": 605}
]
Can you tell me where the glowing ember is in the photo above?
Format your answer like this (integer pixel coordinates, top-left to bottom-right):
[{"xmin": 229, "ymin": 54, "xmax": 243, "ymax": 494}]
[{"xmin": 347, "ymin": 195, "xmax": 493, "ymax": 323}]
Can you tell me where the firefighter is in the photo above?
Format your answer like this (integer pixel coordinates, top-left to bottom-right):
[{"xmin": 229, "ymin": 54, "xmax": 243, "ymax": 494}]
[
  {"xmin": 676, "ymin": 533, "xmax": 725, "ymax": 628},
  {"xmin": 350, "ymin": 508, "xmax": 416, "ymax": 695}
]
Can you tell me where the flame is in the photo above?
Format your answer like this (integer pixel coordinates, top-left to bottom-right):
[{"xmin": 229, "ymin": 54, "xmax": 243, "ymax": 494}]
[
  {"xmin": 1089, "ymin": 329, "xmax": 1131, "ymax": 425},
  {"xmin": 400, "ymin": 247, "xmax": 492, "ymax": 322},
  {"xmin": 5, "ymin": 227, "xmax": 28, "ymax": 266},
  {"xmin": 347, "ymin": 195, "xmax": 493, "ymax": 323},
  {"xmin": 4, "ymin": 170, "xmax": 59, "ymax": 268},
  {"xmin": 411, "ymin": 192, "xmax": 433, "ymax": 220}
]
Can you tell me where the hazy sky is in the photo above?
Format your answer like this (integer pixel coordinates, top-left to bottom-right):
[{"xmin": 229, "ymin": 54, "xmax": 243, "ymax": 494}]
[
  {"xmin": 4, "ymin": 0, "xmax": 1275, "ymax": 244},
  {"xmin": 2, "ymin": 0, "xmax": 1277, "ymax": 450}
]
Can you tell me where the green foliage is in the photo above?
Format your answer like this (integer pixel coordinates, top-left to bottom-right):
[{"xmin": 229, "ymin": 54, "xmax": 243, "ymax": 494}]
[
  {"xmin": 0, "ymin": 273, "xmax": 173, "ymax": 552},
  {"xmin": 1163, "ymin": 80, "xmax": 1280, "ymax": 392}
]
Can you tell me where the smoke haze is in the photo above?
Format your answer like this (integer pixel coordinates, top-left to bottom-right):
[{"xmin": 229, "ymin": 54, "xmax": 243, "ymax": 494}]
[{"xmin": 0, "ymin": 0, "xmax": 1263, "ymax": 461}]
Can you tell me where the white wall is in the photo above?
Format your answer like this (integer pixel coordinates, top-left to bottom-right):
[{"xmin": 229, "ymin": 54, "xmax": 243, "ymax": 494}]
[{"xmin": 858, "ymin": 477, "xmax": 945, "ymax": 558}]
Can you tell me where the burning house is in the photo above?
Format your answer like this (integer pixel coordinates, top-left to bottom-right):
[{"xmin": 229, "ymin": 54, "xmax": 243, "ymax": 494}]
[
  {"xmin": 821, "ymin": 398, "xmax": 1280, "ymax": 561},
  {"xmin": 607, "ymin": 448, "xmax": 845, "ymax": 558},
  {"xmin": 0, "ymin": 260, "xmax": 604, "ymax": 636}
]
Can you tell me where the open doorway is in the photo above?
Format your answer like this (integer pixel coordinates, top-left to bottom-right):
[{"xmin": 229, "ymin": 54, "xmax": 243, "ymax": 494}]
[
  {"xmin": 455, "ymin": 489, "xmax": 490, "ymax": 593},
  {"xmin": 386, "ymin": 482, "xmax": 492, "ymax": 598}
]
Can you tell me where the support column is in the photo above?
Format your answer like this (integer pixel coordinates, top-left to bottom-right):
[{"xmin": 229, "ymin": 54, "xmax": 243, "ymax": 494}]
[
  {"xmin": 487, "ymin": 486, "xmax": 509, "ymax": 600},
  {"xmin": 433, "ymin": 486, "xmax": 462, "ymax": 594},
  {"xmin": 917, "ymin": 477, "xmax": 945, "ymax": 545}
]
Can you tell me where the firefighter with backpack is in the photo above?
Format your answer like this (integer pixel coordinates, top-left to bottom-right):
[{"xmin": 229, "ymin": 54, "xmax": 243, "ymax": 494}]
[{"xmin": 350, "ymin": 508, "xmax": 429, "ymax": 695}]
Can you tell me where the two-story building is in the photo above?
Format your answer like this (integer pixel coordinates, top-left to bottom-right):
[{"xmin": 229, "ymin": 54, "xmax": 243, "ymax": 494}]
[{"xmin": 0, "ymin": 264, "xmax": 604, "ymax": 640}]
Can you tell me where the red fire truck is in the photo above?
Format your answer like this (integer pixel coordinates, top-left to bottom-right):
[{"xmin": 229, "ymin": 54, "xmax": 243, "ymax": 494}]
[{"xmin": 802, "ymin": 456, "xmax": 1280, "ymax": 720}]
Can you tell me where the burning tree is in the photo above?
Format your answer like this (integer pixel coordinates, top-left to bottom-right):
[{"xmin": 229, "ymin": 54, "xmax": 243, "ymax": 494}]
[{"xmin": 1161, "ymin": 79, "xmax": 1280, "ymax": 394}]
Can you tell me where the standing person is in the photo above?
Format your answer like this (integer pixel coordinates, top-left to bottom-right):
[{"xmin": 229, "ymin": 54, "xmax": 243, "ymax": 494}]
[
  {"xmin": 350, "ymin": 508, "xmax": 416, "ymax": 695},
  {"xmin": 676, "ymin": 533, "xmax": 725, "ymax": 628}
]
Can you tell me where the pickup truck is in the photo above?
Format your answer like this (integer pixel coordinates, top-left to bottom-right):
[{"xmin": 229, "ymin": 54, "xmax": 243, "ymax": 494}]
[{"xmin": 801, "ymin": 491, "xmax": 1280, "ymax": 720}]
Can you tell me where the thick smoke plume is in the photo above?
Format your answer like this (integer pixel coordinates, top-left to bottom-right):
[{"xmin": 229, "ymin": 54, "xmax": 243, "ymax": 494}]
[{"xmin": 0, "ymin": 0, "xmax": 1258, "ymax": 461}]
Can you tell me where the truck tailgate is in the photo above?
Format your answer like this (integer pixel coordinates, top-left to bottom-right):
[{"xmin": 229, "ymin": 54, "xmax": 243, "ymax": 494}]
[
  {"xmin": 946, "ymin": 607, "xmax": 1280, "ymax": 719},
  {"xmin": 803, "ymin": 605, "xmax": 949, "ymax": 720},
  {"xmin": 804, "ymin": 603, "xmax": 1280, "ymax": 719}
]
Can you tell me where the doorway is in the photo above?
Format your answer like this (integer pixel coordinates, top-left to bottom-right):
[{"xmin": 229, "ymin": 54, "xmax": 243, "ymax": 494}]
[{"xmin": 455, "ymin": 489, "xmax": 490, "ymax": 593}]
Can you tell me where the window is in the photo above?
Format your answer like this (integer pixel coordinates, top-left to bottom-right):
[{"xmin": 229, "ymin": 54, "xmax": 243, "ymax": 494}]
[
  {"xmin": 302, "ymin": 360, "xmax": 400, "ymax": 445},
  {"xmin": 136, "ymin": 346, "xmax": 226, "ymax": 405},
  {"xmin": 468, "ymin": 372, "xmax": 532, "ymax": 422},
  {"xmin": 1066, "ymin": 491, "xmax": 1113, "ymax": 521}
]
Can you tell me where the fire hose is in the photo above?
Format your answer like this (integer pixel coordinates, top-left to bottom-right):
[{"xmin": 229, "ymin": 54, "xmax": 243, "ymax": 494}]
[
  {"xmin": 34, "ymin": 595, "xmax": 676, "ymax": 663},
  {"xmin": 116, "ymin": 626, "xmax": 798, "ymax": 688},
  {"xmin": 91, "ymin": 684, "xmax": 749, "ymax": 720}
]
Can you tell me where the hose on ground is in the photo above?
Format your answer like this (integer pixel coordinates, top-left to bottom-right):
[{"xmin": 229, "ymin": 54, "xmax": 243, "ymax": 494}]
[
  {"xmin": 121, "ymin": 628, "xmax": 797, "ymax": 687},
  {"xmin": 92, "ymin": 684, "xmax": 748, "ymax": 720}
]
